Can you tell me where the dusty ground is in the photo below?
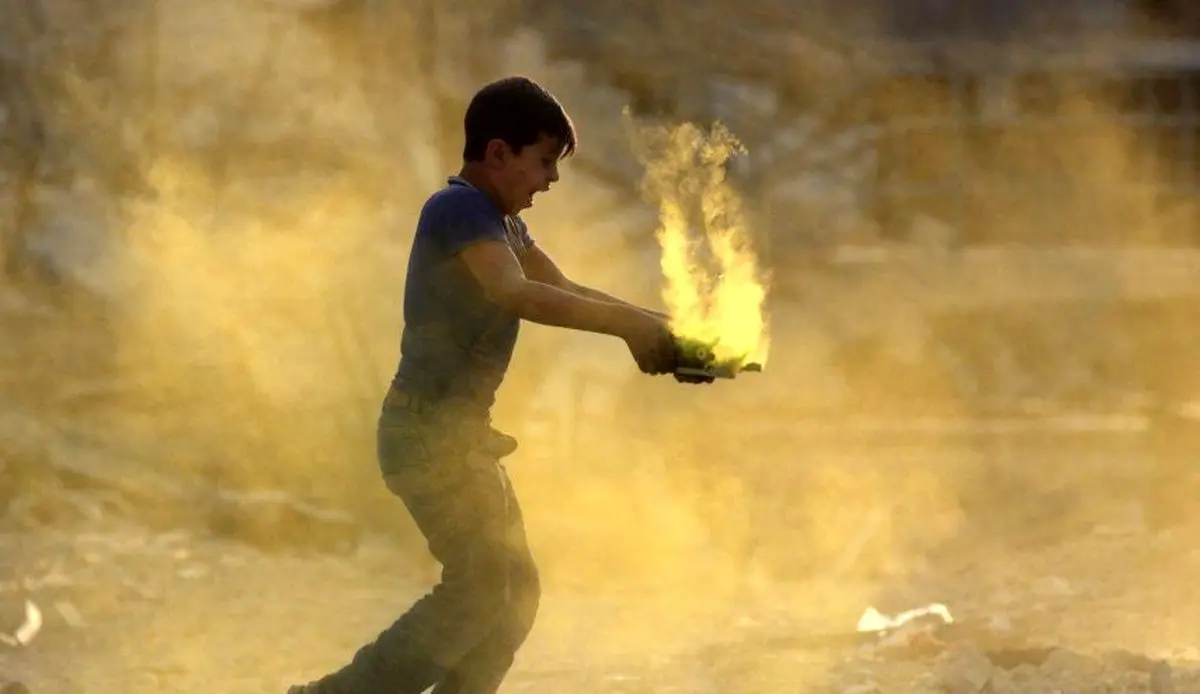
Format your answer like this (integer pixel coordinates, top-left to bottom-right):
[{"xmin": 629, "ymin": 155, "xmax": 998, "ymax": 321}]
[{"xmin": 3, "ymin": 506, "xmax": 1200, "ymax": 694}]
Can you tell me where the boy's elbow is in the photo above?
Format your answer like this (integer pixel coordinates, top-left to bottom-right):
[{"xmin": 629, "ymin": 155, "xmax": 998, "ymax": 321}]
[{"xmin": 485, "ymin": 277, "xmax": 530, "ymax": 314}]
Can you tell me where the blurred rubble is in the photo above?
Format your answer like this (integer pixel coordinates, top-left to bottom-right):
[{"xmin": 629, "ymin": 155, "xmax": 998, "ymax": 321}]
[{"xmin": 0, "ymin": 501, "xmax": 1197, "ymax": 693}]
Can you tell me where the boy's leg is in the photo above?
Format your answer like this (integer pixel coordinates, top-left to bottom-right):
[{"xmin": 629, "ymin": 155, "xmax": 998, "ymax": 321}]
[
  {"xmin": 431, "ymin": 473, "xmax": 540, "ymax": 694},
  {"xmin": 294, "ymin": 427, "xmax": 538, "ymax": 694}
]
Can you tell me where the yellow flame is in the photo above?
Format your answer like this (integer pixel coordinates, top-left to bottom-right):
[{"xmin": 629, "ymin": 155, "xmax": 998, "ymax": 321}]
[{"xmin": 634, "ymin": 120, "xmax": 770, "ymax": 366}]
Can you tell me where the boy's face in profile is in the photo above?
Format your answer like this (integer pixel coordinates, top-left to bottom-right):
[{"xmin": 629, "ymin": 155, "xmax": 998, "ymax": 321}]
[{"xmin": 485, "ymin": 134, "xmax": 563, "ymax": 215}]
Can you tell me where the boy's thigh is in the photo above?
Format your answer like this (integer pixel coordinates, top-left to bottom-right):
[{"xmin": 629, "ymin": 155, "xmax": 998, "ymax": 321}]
[{"xmin": 381, "ymin": 424, "xmax": 526, "ymax": 566}]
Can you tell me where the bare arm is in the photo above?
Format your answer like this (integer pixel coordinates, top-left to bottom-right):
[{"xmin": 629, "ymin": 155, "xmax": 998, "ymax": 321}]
[
  {"xmin": 520, "ymin": 243, "xmax": 669, "ymax": 320},
  {"xmin": 458, "ymin": 240, "xmax": 645, "ymax": 337},
  {"xmin": 569, "ymin": 282, "xmax": 668, "ymax": 320}
]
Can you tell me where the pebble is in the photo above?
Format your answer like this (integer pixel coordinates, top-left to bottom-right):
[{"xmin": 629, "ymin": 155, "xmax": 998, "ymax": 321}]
[
  {"xmin": 1035, "ymin": 576, "xmax": 1075, "ymax": 597},
  {"xmin": 985, "ymin": 668, "xmax": 1015, "ymax": 694},
  {"xmin": 986, "ymin": 614, "xmax": 1013, "ymax": 633},
  {"xmin": 1150, "ymin": 662, "xmax": 1177, "ymax": 694},
  {"xmin": 935, "ymin": 646, "xmax": 994, "ymax": 694},
  {"xmin": 177, "ymin": 565, "xmax": 209, "ymax": 580},
  {"xmin": 1039, "ymin": 648, "xmax": 1105, "ymax": 681},
  {"xmin": 53, "ymin": 600, "xmax": 86, "ymax": 629}
]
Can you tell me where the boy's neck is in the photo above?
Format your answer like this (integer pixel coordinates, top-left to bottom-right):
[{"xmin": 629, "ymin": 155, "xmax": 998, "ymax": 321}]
[{"xmin": 457, "ymin": 164, "xmax": 507, "ymax": 214}]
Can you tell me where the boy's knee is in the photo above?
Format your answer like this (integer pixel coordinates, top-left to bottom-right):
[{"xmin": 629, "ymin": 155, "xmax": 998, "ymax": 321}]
[
  {"xmin": 454, "ymin": 548, "xmax": 539, "ymax": 641},
  {"xmin": 450, "ymin": 561, "xmax": 510, "ymax": 617}
]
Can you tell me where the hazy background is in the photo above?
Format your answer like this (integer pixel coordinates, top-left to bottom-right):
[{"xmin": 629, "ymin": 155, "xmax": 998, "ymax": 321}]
[{"xmin": 3, "ymin": 0, "xmax": 1200, "ymax": 624}]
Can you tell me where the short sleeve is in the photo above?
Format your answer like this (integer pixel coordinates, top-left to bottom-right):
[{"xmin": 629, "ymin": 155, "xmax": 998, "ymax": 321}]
[
  {"xmin": 431, "ymin": 192, "xmax": 507, "ymax": 257},
  {"xmin": 505, "ymin": 216, "xmax": 535, "ymax": 260}
]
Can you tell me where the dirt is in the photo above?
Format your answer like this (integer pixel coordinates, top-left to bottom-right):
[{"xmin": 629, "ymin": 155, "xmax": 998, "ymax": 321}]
[{"xmin": 2, "ymin": 509, "xmax": 1199, "ymax": 694}]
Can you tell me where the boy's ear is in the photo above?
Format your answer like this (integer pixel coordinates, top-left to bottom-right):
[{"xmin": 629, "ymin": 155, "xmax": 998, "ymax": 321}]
[{"xmin": 483, "ymin": 139, "xmax": 511, "ymax": 167}]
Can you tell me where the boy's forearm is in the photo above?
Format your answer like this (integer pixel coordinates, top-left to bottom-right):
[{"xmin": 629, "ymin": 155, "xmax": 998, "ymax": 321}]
[
  {"xmin": 565, "ymin": 280, "xmax": 668, "ymax": 320},
  {"xmin": 511, "ymin": 280, "xmax": 637, "ymax": 338}
]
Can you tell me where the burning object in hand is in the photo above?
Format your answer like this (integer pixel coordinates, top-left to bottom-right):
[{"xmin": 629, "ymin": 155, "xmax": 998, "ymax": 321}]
[
  {"xmin": 633, "ymin": 120, "xmax": 771, "ymax": 381},
  {"xmin": 673, "ymin": 336, "xmax": 763, "ymax": 380}
]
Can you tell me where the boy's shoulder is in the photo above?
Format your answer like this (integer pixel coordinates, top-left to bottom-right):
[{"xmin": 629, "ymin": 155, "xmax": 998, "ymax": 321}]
[{"xmin": 420, "ymin": 177, "xmax": 495, "ymax": 220}]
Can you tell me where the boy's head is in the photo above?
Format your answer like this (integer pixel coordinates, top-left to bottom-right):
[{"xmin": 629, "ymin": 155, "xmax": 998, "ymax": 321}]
[{"xmin": 461, "ymin": 76, "xmax": 576, "ymax": 215}]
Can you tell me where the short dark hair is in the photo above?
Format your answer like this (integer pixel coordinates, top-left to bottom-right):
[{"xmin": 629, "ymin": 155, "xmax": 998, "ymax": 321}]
[{"xmin": 462, "ymin": 76, "xmax": 577, "ymax": 162}]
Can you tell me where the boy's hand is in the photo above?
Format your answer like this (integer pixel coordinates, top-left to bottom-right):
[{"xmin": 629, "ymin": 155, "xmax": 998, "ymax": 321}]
[{"xmin": 621, "ymin": 311, "xmax": 678, "ymax": 375}]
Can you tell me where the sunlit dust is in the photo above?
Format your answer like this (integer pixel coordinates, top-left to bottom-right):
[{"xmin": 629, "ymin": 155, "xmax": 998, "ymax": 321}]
[{"xmin": 7, "ymin": 2, "xmax": 1200, "ymax": 693}]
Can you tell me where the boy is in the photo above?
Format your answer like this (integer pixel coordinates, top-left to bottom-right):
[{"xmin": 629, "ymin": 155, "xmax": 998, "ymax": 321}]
[{"xmin": 289, "ymin": 76, "xmax": 686, "ymax": 694}]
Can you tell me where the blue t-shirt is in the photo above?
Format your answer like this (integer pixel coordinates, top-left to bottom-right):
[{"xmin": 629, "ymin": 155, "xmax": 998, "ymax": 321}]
[{"xmin": 391, "ymin": 177, "xmax": 534, "ymax": 418}]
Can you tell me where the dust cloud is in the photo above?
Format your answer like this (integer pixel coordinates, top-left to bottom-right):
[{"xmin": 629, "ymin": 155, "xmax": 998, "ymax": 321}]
[
  {"xmin": 521, "ymin": 2, "xmax": 1200, "ymax": 656},
  {"xmin": 3, "ymin": 0, "xmax": 1200, "ymax": 690}
]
